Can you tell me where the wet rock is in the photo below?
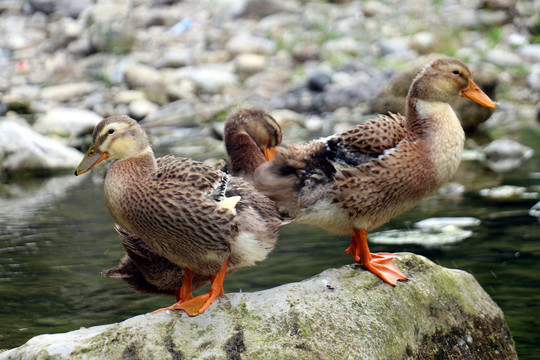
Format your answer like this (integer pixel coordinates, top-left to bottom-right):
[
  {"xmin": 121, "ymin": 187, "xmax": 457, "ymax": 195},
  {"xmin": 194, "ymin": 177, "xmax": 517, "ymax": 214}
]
[
  {"xmin": 0, "ymin": 254, "xmax": 517, "ymax": 360},
  {"xmin": 479, "ymin": 185, "xmax": 538, "ymax": 200},
  {"xmin": 414, "ymin": 217, "xmax": 481, "ymax": 233},
  {"xmin": 479, "ymin": 138, "xmax": 534, "ymax": 172},
  {"xmin": 0, "ymin": 118, "xmax": 83, "ymax": 174},
  {"xmin": 371, "ymin": 217, "xmax": 480, "ymax": 247},
  {"xmin": 530, "ymin": 201, "xmax": 540, "ymax": 219}
]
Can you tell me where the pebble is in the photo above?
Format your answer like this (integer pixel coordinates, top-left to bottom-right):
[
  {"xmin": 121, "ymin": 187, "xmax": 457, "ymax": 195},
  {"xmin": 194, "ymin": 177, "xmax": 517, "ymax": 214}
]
[
  {"xmin": 0, "ymin": 0, "xmax": 538, "ymax": 175},
  {"xmin": 479, "ymin": 185, "xmax": 538, "ymax": 200}
]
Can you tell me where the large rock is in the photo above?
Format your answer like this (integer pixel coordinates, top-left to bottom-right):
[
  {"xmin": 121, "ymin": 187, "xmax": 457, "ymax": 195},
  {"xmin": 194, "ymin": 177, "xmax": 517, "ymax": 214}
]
[
  {"xmin": 0, "ymin": 254, "xmax": 517, "ymax": 359},
  {"xmin": 0, "ymin": 119, "xmax": 83, "ymax": 174}
]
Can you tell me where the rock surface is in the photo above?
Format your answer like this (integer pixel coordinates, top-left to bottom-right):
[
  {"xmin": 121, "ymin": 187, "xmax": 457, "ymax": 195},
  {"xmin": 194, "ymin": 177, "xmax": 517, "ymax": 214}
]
[{"xmin": 0, "ymin": 254, "xmax": 517, "ymax": 360}]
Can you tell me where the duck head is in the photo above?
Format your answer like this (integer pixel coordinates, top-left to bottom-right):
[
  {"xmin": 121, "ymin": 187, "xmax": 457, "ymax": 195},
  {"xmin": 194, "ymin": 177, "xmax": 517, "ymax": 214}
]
[
  {"xmin": 75, "ymin": 115, "xmax": 151, "ymax": 175},
  {"xmin": 224, "ymin": 107, "xmax": 282, "ymax": 161},
  {"xmin": 409, "ymin": 58, "xmax": 496, "ymax": 109}
]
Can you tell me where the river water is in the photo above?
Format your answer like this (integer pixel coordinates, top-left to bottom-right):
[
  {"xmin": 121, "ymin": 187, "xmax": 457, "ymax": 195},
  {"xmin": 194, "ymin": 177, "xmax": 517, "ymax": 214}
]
[{"xmin": 1, "ymin": 138, "xmax": 539, "ymax": 358}]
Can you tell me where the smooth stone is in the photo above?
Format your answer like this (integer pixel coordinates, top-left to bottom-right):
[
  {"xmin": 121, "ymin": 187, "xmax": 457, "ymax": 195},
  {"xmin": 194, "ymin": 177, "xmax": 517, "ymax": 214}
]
[
  {"xmin": 479, "ymin": 185, "xmax": 538, "ymax": 200},
  {"xmin": 530, "ymin": 201, "xmax": 540, "ymax": 219},
  {"xmin": 226, "ymin": 33, "xmax": 276, "ymax": 55},
  {"xmin": 33, "ymin": 107, "xmax": 102, "ymax": 137},
  {"xmin": 0, "ymin": 119, "xmax": 83, "ymax": 174},
  {"xmin": 518, "ymin": 44, "xmax": 540, "ymax": 62},
  {"xmin": 124, "ymin": 63, "xmax": 164, "ymax": 91},
  {"xmin": 174, "ymin": 65, "xmax": 238, "ymax": 94},
  {"xmin": 370, "ymin": 228, "xmax": 473, "ymax": 247},
  {"xmin": 40, "ymin": 82, "xmax": 97, "ymax": 103},
  {"xmin": 154, "ymin": 49, "xmax": 194, "ymax": 68},
  {"xmin": 485, "ymin": 49, "xmax": 522, "ymax": 67},
  {"xmin": 479, "ymin": 139, "xmax": 534, "ymax": 172},
  {"xmin": 128, "ymin": 99, "xmax": 159, "ymax": 120},
  {"xmin": 234, "ymin": 53, "xmax": 267, "ymax": 75},
  {"xmin": 414, "ymin": 217, "xmax": 481, "ymax": 233},
  {"xmin": 0, "ymin": 254, "xmax": 517, "ymax": 359}
]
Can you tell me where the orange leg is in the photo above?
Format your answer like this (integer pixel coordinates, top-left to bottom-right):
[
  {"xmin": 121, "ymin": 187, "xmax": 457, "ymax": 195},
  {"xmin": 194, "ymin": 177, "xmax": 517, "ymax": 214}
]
[
  {"xmin": 174, "ymin": 268, "xmax": 194, "ymax": 302},
  {"xmin": 344, "ymin": 228, "xmax": 407, "ymax": 286},
  {"xmin": 153, "ymin": 258, "xmax": 229, "ymax": 317}
]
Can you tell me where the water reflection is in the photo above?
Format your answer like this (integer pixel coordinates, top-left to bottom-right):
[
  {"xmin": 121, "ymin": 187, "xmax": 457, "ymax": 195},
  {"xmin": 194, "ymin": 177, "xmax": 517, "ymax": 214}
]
[{"xmin": 0, "ymin": 157, "xmax": 539, "ymax": 358}]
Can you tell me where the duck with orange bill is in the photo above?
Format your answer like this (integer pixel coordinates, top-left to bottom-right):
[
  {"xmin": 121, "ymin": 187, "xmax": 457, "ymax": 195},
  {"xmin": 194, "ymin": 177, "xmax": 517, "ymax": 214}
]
[{"xmin": 253, "ymin": 58, "xmax": 496, "ymax": 286}]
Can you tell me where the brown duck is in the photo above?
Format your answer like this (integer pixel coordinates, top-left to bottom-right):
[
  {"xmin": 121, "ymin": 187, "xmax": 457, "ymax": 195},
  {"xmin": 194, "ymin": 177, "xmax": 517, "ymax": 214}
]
[
  {"xmin": 253, "ymin": 58, "xmax": 496, "ymax": 286},
  {"xmin": 102, "ymin": 108, "xmax": 283, "ymax": 301},
  {"xmin": 75, "ymin": 114, "xmax": 285, "ymax": 316}
]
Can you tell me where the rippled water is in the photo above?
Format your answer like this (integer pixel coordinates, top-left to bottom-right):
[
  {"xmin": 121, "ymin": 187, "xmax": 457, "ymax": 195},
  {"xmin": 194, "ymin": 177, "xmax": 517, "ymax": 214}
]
[{"xmin": 1, "ymin": 141, "xmax": 539, "ymax": 358}]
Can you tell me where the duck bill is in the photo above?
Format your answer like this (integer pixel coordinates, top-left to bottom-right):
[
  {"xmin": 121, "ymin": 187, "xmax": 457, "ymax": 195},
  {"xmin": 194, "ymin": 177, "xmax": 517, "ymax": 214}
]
[
  {"xmin": 74, "ymin": 145, "xmax": 109, "ymax": 176},
  {"xmin": 263, "ymin": 148, "xmax": 277, "ymax": 161},
  {"xmin": 461, "ymin": 79, "xmax": 496, "ymax": 109}
]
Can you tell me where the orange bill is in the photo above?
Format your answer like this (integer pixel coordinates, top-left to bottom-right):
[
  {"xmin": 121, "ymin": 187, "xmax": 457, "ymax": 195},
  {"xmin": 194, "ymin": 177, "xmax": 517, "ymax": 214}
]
[
  {"xmin": 263, "ymin": 148, "xmax": 277, "ymax": 161},
  {"xmin": 74, "ymin": 145, "xmax": 109, "ymax": 176},
  {"xmin": 461, "ymin": 78, "xmax": 496, "ymax": 109}
]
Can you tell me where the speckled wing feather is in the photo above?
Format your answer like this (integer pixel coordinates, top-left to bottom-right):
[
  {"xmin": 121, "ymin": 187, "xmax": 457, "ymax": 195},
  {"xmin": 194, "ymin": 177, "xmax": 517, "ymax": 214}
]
[{"xmin": 331, "ymin": 113, "xmax": 406, "ymax": 157}]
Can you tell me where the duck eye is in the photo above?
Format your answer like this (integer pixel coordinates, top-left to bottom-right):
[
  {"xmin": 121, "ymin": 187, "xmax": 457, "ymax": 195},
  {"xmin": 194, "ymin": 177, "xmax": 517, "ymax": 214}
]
[
  {"xmin": 452, "ymin": 70, "xmax": 460, "ymax": 75},
  {"xmin": 108, "ymin": 129, "xmax": 115, "ymax": 135},
  {"xmin": 88, "ymin": 150, "xmax": 95, "ymax": 156}
]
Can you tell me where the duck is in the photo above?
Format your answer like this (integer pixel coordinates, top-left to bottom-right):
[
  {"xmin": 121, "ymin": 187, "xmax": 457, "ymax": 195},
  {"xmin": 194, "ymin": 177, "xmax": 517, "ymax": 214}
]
[
  {"xmin": 253, "ymin": 58, "xmax": 496, "ymax": 286},
  {"xmin": 102, "ymin": 225, "xmax": 211, "ymax": 300},
  {"xmin": 101, "ymin": 107, "xmax": 283, "ymax": 301},
  {"xmin": 75, "ymin": 114, "xmax": 285, "ymax": 316},
  {"xmin": 223, "ymin": 107, "xmax": 282, "ymax": 178}
]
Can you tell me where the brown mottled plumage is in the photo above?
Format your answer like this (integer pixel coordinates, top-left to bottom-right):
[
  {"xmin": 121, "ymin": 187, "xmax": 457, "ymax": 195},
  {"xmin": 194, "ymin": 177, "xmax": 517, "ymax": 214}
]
[
  {"xmin": 101, "ymin": 107, "xmax": 283, "ymax": 301},
  {"xmin": 75, "ymin": 115, "xmax": 285, "ymax": 316},
  {"xmin": 253, "ymin": 58, "xmax": 496, "ymax": 286},
  {"xmin": 102, "ymin": 225, "xmax": 211, "ymax": 299},
  {"xmin": 224, "ymin": 107, "xmax": 282, "ymax": 178}
]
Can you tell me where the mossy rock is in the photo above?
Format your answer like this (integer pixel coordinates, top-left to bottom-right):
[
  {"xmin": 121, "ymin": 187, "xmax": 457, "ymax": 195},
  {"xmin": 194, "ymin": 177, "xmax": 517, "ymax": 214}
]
[{"xmin": 0, "ymin": 253, "xmax": 516, "ymax": 360}]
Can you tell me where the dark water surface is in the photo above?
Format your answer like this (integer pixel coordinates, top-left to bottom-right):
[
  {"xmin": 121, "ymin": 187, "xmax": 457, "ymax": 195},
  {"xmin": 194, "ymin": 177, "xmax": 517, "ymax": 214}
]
[{"xmin": 1, "ymin": 143, "xmax": 539, "ymax": 358}]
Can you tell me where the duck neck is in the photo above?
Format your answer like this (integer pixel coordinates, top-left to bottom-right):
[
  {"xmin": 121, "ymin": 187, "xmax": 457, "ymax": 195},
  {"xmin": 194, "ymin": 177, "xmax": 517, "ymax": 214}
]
[
  {"xmin": 225, "ymin": 132, "xmax": 266, "ymax": 176},
  {"xmin": 406, "ymin": 97, "xmax": 465, "ymax": 185}
]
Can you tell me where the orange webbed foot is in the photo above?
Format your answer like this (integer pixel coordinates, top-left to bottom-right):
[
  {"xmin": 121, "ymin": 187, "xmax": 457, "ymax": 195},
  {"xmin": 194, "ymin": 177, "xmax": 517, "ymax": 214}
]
[
  {"xmin": 346, "ymin": 229, "xmax": 408, "ymax": 286},
  {"xmin": 362, "ymin": 252, "xmax": 408, "ymax": 286},
  {"xmin": 152, "ymin": 258, "xmax": 229, "ymax": 317}
]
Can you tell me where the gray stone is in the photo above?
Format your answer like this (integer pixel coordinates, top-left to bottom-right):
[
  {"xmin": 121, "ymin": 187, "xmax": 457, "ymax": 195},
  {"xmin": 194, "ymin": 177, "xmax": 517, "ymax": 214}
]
[
  {"xmin": 226, "ymin": 33, "xmax": 276, "ymax": 56},
  {"xmin": 174, "ymin": 65, "xmax": 238, "ymax": 94},
  {"xmin": 234, "ymin": 53, "xmax": 267, "ymax": 75},
  {"xmin": 479, "ymin": 138, "xmax": 534, "ymax": 172},
  {"xmin": 155, "ymin": 49, "xmax": 194, "ymax": 68},
  {"xmin": 480, "ymin": 185, "xmax": 538, "ymax": 200},
  {"xmin": 40, "ymin": 82, "xmax": 97, "ymax": 103},
  {"xmin": 33, "ymin": 107, "xmax": 102, "ymax": 137},
  {"xmin": 0, "ymin": 118, "xmax": 83, "ymax": 174},
  {"xmin": 518, "ymin": 44, "xmax": 540, "ymax": 63},
  {"xmin": 124, "ymin": 63, "xmax": 164, "ymax": 91},
  {"xmin": 235, "ymin": 0, "xmax": 299, "ymax": 18},
  {"xmin": 485, "ymin": 48, "xmax": 522, "ymax": 67},
  {"xmin": 530, "ymin": 201, "xmax": 540, "ymax": 219},
  {"xmin": 128, "ymin": 99, "xmax": 159, "ymax": 120},
  {"xmin": 0, "ymin": 254, "xmax": 517, "ymax": 359}
]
